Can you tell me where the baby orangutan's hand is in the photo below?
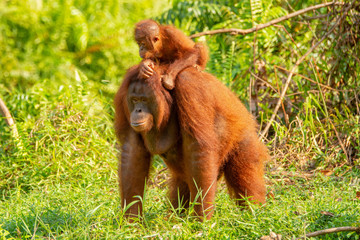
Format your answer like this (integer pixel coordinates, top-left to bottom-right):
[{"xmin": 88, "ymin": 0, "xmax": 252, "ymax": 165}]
[{"xmin": 139, "ymin": 59, "xmax": 155, "ymax": 79}]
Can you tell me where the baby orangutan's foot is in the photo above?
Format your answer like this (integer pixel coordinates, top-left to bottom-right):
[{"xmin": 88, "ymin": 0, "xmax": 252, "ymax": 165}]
[{"xmin": 161, "ymin": 74, "xmax": 175, "ymax": 90}]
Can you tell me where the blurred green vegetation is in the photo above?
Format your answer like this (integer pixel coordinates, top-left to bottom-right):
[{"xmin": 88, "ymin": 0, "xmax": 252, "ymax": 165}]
[
  {"xmin": 0, "ymin": 0, "xmax": 170, "ymax": 190},
  {"xmin": 0, "ymin": 0, "xmax": 168, "ymax": 90},
  {"xmin": 0, "ymin": 0, "xmax": 359, "ymax": 239}
]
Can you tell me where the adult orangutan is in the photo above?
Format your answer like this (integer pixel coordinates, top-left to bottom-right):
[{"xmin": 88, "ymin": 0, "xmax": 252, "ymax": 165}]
[
  {"xmin": 134, "ymin": 19, "xmax": 208, "ymax": 90},
  {"xmin": 114, "ymin": 61, "xmax": 268, "ymax": 220}
]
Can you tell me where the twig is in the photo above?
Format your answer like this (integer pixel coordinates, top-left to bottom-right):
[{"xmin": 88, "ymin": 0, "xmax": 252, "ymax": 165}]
[
  {"xmin": 355, "ymin": 89, "xmax": 360, "ymax": 115},
  {"xmin": 190, "ymin": 2, "xmax": 342, "ymax": 38},
  {"xmin": 274, "ymin": 67, "xmax": 289, "ymax": 126},
  {"xmin": 329, "ymin": 118, "xmax": 350, "ymax": 163},
  {"xmin": 151, "ymin": 167, "xmax": 168, "ymax": 188},
  {"xmin": 273, "ymin": 25, "xmax": 302, "ymax": 56},
  {"xmin": 295, "ymin": 226, "xmax": 360, "ymax": 239},
  {"xmin": 271, "ymin": 170, "xmax": 315, "ymax": 179},
  {"xmin": 274, "ymin": 65, "xmax": 337, "ymax": 91},
  {"xmin": 260, "ymin": 1, "xmax": 355, "ymax": 139},
  {"xmin": 274, "ymin": 67, "xmax": 288, "ymax": 125},
  {"xmin": 304, "ymin": 13, "xmax": 331, "ymax": 20},
  {"xmin": 0, "ymin": 96, "xmax": 18, "ymax": 138},
  {"xmin": 249, "ymin": 29, "xmax": 258, "ymax": 115},
  {"xmin": 304, "ymin": 2, "xmax": 360, "ymax": 21},
  {"xmin": 0, "ymin": 97, "xmax": 15, "ymax": 127},
  {"xmin": 249, "ymin": 71, "xmax": 278, "ymax": 93},
  {"xmin": 286, "ymin": 90, "xmax": 320, "ymax": 97}
]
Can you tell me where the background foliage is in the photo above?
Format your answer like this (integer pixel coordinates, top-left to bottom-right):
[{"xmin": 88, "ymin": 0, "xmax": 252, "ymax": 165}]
[
  {"xmin": 159, "ymin": 0, "xmax": 360, "ymax": 170},
  {"xmin": 0, "ymin": 0, "xmax": 359, "ymax": 239}
]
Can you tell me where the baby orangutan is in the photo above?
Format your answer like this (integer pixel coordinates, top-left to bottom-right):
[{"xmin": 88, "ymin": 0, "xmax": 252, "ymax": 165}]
[{"xmin": 135, "ymin": 19, "xmax": 208, "ymax": 90}]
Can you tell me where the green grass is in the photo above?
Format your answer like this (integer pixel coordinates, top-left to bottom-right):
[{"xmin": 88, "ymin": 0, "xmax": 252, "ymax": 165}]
[{"xmin": 1, "ymin": 166, "xmax": 359, "ymax": 239}]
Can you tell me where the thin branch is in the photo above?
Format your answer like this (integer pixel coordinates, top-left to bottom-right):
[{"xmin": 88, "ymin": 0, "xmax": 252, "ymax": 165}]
[
  {"xmin": 0, "ymin": 96, "xmax": 18, "ymax": 138},
  {"xmin": 286, "ymin": 89, "xmax": 320, "ymax": 97},
  {"xmin": 304, "ymin": 13, "xmax": 331, "ymax": 20},
  {"xmin": 273, "ymin": 25, "xmax": 302, "ymax": 56},
  {"xmin": 295, "ymin": 226, "xmax": 360, "ymax": 239},
  {"xmin": 274, "ymin": 67, "xmax": 290, "ymax": 126},
  {"xmin": 330, "ymin": 118, "xmax": 350, "ymax": 163},
  {"xmin": 190, "ymin": 2, "xmax": 342, "ymax": 38},
  {"xmin": 249, "ymin": 71, "xmax": 278, "ymax": 93},
  {"xmin": 304, "ymin": 3, "xmax": 360, "ymax": 21},
  {"xmin": 355, "ymin": 89, "xmax": 360, "ymax": 115},
  {"xmin": 0, "ymin": 97, "xmax": 15, "ymax": 127},
  {"xmin": 274, "ymin": 65, "xmax": 338, "ymax": 91},
  {"xmin": 260, "ymin": 1, "xmax": 355, "ymax": 139}
]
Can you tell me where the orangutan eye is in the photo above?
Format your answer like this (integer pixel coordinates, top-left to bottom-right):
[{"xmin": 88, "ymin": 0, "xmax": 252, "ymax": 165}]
[
  {"xmin": 131, "ymin": 97, "xmax": 140, "ymax": 103},
  {"xmin": 153, "ymin": 36, "xmax": 159, "ymax": 43},
  {"xmin": 141, "ymin": 97, "xmax": 149, "ymax": 103}
]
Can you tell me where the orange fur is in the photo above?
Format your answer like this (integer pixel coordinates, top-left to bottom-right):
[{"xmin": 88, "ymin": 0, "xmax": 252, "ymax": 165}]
[
  {"xmin": 115, "ymin": 65, "xmax": 268, "ymax": 220},
  {"xmin": 173, "ymin": 69, "xmax": 268, "ymax": 215},
  {"xmin": 135, "ymin": 20, "xmax": 208, "ymax": 89},
  {"xmin": 114, "ymin": 21, "xmax": 268, "ymax": 221}
]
